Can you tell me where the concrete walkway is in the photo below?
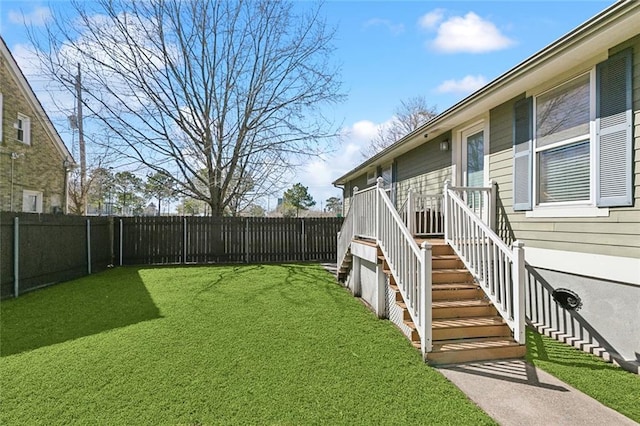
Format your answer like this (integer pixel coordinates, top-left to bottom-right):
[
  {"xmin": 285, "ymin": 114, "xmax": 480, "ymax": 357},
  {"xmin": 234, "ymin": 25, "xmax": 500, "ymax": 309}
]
[{"xmin": 438, "ymin": 360, "xmax": 638, "ymax": 426}]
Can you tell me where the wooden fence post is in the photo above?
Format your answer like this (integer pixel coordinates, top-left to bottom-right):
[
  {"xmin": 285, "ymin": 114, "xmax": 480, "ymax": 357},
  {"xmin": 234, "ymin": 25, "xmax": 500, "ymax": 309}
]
[
  {"xmin": 245, "ymin": 218, "xmax": 249, "ymax": 263},
  {"xmin": 183, "ymin": 217, "xmax": 187, "ymax": 264},
  {"xmin": 86, "ymin": 219, "xmax": 92, "ymax": 274},
  {"xmin": 119, "ymin": 219, "xmax": 123, "ymax": 266},
  {"xmin": 13, "ymin": 216, "xmax": 19, "ymax": 298},
  {"xmin": 108, "ymin": 217, "xmax": 114, "ymax": 266},
  {"xmin": 301, "ymin": 218, "xmax": 306, "ymax": 261}
]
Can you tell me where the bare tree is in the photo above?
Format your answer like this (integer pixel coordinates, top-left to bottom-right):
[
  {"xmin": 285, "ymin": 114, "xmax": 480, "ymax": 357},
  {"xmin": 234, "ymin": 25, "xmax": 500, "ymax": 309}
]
[
  {"xmin": 363, "ymin": 96, "xmax": 437, "ymax": 158},
  {"xmin": 30, "ymin": 0, "xmax": 343, "ymax": 216}
]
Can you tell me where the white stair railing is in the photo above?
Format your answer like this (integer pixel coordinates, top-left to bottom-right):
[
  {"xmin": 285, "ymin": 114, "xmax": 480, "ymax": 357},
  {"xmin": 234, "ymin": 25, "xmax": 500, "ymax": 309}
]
[
  {"xmin": 337, "ymin": 204, "xmax": 355, "ymax": 271},
  {"xmin": 444, "ymin": 181, "xmax": 526, "ymax": 344},
  {"xmin": 336, "ymin": 178, "xmax": 433, "ymax": 356},
  {"xmin": 375, "ymin": 178, "xmax": 432, "ymax": 355},
  {"xmin": 406, "ymin": 191, "xmax": 444, "ymax": 235}
]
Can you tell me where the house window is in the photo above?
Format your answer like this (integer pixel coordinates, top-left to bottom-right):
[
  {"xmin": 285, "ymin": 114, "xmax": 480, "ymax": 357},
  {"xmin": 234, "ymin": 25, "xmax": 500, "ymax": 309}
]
[
  {"xmin": 535, "ymin": 73, "xmax": 591, "ymax": 204},
  {"xmin": 381, "ymin": 164, "xmax": 392, "ymax": 189},
  {"xmin": 22, "ymin": 190, "xmax": 43, "ymax": 213},
  {"xmin": 366, "ymin": 169, "xmax": 376, "ymax": 185},
  {"xmin": 16, "ymin": 113, "xmax": 31, "ymax": 145},
  {"xmin": 513, "ymin": 49, "xmax": 633, "ymax": 214}
]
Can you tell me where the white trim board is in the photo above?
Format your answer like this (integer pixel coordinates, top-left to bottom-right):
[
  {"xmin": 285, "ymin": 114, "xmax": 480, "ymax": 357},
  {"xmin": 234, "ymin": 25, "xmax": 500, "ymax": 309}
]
[
  {"xmin": 524, "ymin": 246, "xmax": 640, "ymax": 286},
  {"xmin": 350, "ymin": 241, "xmax": 378, "ymax": 264}
]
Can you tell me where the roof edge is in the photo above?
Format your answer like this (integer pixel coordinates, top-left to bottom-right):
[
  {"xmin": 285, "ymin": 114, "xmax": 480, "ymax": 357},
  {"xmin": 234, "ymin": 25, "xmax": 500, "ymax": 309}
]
[
  {"xmin": 1, "ymin": 36, "xmax": 75, "ymax": 163},
  {"xmin": 333, "ymin": 0, "xmax": 637, "ymax": 186}
]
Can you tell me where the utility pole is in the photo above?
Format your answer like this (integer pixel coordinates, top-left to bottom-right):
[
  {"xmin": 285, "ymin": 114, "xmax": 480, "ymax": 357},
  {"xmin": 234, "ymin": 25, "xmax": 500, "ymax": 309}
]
[{"xmin": 76, "ymin": 63, "xmax": 87, "ymax": 215}]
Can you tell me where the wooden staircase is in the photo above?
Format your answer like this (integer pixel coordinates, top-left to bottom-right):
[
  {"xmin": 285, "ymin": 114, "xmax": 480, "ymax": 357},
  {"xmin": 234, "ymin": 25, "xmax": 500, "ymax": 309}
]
[{"xmin": 385, "ymin": 238, "xmax": 526, "ymax": 365}]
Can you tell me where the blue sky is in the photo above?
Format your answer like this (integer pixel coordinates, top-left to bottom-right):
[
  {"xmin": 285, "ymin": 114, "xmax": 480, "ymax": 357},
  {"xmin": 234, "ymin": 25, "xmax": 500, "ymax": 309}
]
[{"xmin": 1, "ymin": 0, "xmax": 613, "ymax": 210}]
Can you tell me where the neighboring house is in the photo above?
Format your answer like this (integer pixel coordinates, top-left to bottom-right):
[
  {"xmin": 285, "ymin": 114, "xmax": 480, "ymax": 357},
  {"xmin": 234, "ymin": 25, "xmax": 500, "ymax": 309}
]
[
  {"xmin": 334, "ymin": 1, "xmax": 639, "ymax": 372},
  {"xmin": 0, "ymin": 36, "xmax": 73, "ymax": 214}
]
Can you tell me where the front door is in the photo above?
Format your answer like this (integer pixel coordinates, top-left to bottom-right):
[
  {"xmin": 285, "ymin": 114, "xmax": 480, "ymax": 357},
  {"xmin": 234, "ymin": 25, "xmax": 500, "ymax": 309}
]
[
  {"xmin": 460, "ymin": 125, "xmax": 486, "ymax": 215},
  {"xmin": 462, "ymin": 126, "xmax": 485, "ymax": 187}
]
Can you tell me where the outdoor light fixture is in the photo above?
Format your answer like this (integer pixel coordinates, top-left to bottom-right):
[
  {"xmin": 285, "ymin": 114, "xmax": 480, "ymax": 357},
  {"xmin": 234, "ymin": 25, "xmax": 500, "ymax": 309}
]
[{"xmin": 439, "ymin": 140, "xmax": 450, "ymax": 152}]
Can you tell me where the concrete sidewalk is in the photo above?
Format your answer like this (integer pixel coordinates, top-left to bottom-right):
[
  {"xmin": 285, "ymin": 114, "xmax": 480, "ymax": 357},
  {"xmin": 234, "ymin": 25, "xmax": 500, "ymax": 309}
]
[{"xmin": 438, "ymin": 360, "xmax": 638, "ymax": 426}]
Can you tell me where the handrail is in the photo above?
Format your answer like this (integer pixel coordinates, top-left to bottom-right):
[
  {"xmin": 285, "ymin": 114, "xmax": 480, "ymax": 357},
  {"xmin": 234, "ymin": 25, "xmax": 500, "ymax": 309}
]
[
  {"xmin": 336, "ymin": 178, "xmax": 433, "ymax": 356},
  {"xmin": 376, "ymin": 181, "xmax": 432, "ymax": 354},
  {"xmin": 444, "ymin": 182, "xmax": 525, "ymax": 344}
]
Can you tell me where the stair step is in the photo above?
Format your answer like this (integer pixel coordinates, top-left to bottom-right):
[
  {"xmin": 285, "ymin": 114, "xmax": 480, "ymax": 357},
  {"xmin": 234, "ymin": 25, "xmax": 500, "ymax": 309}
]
[
  {"xmin": 432, "ymin": 256, "xmax": 464, "ymax": 269},
  {"xmin": 432, "ymin": 316, "xmax": 512, "ymax": 340},
  {"xmin": 432, "ymin": 299, "xmax": 496, "ymax": 319},
  {"xmin": 403, "ymin": 320, "xmax": 420, "ymax": 341},
  {"xmin": 427, "ymin": 337, "xmax": 526, "ymax": 365},
  {"xmin": 432, "ymin": 269, "xmax": 474, "ymax": 284},
  {"xmin": 432, "ymin": 285, "xmax": 483, "ymax": 301},
  {"xmin": 416, "ymin": 239, "xmax": 453, "ymax": 256}
]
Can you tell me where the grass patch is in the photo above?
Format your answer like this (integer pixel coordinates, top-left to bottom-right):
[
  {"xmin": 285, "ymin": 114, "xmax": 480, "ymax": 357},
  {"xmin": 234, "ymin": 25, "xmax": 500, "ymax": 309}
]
[
  {"xmin": 527, "ymin": 328, "xmax": 640, "ymax": 422},
  {"xmin": 1, "ymin": 264, "xmax": 494, "ymax": 425}
]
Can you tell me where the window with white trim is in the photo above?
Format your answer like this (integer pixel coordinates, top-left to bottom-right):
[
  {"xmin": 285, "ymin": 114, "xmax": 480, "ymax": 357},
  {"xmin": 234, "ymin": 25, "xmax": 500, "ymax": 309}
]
[
  {"xmin": 535, "ymin": 73, "xmax": 591, "ymax": 204},
  {"xmin": 366, "ymin": 169, "xmax": 376, "ymax": 185},
  {"xmin": 22, "ymin": 190, "xmax": 43, "ymax": 213},
  {"xmin": 16, "ymin": 113, "xmax": 31, "ymax": 145},
  {"xmin": 513, "ymin": 49, "xmax": 633, "ymax": 214}
]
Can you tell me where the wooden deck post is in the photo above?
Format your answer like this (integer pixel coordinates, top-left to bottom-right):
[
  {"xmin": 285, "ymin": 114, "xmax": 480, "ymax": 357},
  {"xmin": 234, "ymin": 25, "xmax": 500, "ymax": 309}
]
[
  {"xmin": 407, "ymin": 189, "xmax": 415, "ymax": 236},
  {"xmin": 443, "ymin": 180, "xmax": 451, "ymax": 242},
  {"xmin": 512, "ymin": 240, "xmax": 526, "ymax": 344},
  {"xmin": 488, "ymin": 180, "xmax": 497, "ymax": 231},
  {"xmin": 375, "ymin": 177, "xmax": 384, "ymax": 241},
  {"xmin": 375, "ymin": 260, "xmax": 387, "ymax": 319},
  {"xmin": 420, "ymin": 241, "xmax": 433, "ymax": 357},
  {"xmin": 352, "ymin": 255, "xmax": 361, "ymax": 297}
]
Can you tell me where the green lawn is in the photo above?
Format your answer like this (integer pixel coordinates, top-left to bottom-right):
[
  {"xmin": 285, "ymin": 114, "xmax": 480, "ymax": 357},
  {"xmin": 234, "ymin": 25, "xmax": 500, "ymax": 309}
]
[
  {"xmin": 526, "ymin": 328, "xmax": 640, "ymax": 422},
  {"xmin": 1, "ymin": 264, "xmax": 495, "ymax": 425}
]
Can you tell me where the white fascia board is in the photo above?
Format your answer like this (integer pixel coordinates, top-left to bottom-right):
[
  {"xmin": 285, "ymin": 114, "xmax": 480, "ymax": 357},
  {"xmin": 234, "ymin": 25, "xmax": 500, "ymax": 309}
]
[
  {"xmin": 524, "ymin": 246, "xmax": 640, "ymax": 286},
  {"xmin": 350, "ymin": 241, "xmax": 379, "ymax": 264}
]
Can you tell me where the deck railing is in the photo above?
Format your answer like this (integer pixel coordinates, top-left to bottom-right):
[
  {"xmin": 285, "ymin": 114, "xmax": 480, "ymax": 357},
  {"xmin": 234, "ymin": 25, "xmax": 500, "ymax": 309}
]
[
  {"xmin": 338, "ymin": 179, "xmax": 432, "ymax": 356},
  {"xmin": 352, "ymin": 185, "xmax": 377, "ymax": 240},
  {"xmin": 405, "ymin": 191, "xmax": 444, "ymax": 235},
  {"xmin": 448, "ymin": 181, "xmax": 496, "ymax": 229},
  {"xmin": 444, "ymin": 181, "xmax": 525, "ymax": 343},
  {"xmin": 376, "ymin": 181, "xmax": 432, "ymax": 355},
  {"xmin": 337, "ymin": 204, "xmax": 355, "ymax": 270}
]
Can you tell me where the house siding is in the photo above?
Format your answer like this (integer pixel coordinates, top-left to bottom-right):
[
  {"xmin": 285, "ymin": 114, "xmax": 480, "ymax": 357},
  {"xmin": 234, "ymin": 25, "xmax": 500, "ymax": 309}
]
[
  {"xmin": 343, "ymin": 171, "xmax": 369, "ymax": 214},
  {"xmin": 0, "ymin": 52, "xmax": 67, "ymax": 213},
  {"xmin": 394, "ymin": 133, "xmax": 452, "ymax": 209},
  {"xmin": 488, "ymin": 36, "xmax": 640, "ymax": 259}
]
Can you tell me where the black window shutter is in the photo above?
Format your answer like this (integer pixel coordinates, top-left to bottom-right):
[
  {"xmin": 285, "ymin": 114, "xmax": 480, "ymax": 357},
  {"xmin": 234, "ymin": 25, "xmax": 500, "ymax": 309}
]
[
  {"xmin": 513, "ymin": 96, "xmax": 533, "ymax": 211},
  {"xmin": 596, "ymin": 48, "xmax": 633, "ymax": 207}
]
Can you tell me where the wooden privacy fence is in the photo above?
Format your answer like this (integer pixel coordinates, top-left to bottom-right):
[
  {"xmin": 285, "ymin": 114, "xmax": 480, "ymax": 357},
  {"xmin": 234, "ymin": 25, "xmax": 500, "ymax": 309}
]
[
  {"xmin": 1, "ymin": 214, "xmax": 342, "ymax": 298},
  {"xmin": 115, "ymin": 216, "xmax": 343, "ymax": 265},
  {"xmin": 1, "ymin": 213, "xmax": 112, "ymax": 299}
]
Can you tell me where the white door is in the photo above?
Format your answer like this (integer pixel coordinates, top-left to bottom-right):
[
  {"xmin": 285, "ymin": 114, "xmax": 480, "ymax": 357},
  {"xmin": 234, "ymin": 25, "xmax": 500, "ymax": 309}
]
[
  {"xmin": 461, "ymin": 126, "xmax": 485, "ymax": 187},
  {"xmin": 460, "ymin": 125, "xmax": 486, "ymax": 215}
]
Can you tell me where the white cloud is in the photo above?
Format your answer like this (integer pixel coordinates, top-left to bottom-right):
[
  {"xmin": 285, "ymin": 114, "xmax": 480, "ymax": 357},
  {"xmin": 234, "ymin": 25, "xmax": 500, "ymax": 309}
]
[
  {"xmin": 418, "ymin": 9, "xmax": 445, "ymax": 30},
  {"xmin": 436, "ymin": 75, "xmax": 488, "ymax": 94},
  {"xmin": 430, "ymin": 12, "xmax": 513, "ymax": 53},
  {"xmin": 294, "ymin": 119, "xmax": 391, "ymax": 207},
  {"xmin": 8, "ymin": 6, "xmax": 52, "ymax": 26},
  {"xmin": 363, "ymin": 18, "xmax": 405, "ymax": 35}
]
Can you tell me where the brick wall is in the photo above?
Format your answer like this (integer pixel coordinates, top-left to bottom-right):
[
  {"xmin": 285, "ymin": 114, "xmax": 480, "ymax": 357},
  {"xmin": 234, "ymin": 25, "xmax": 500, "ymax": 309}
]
[{"xmin": 0, "ymin": 53, "xmax": 67, "ymax": 213}]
